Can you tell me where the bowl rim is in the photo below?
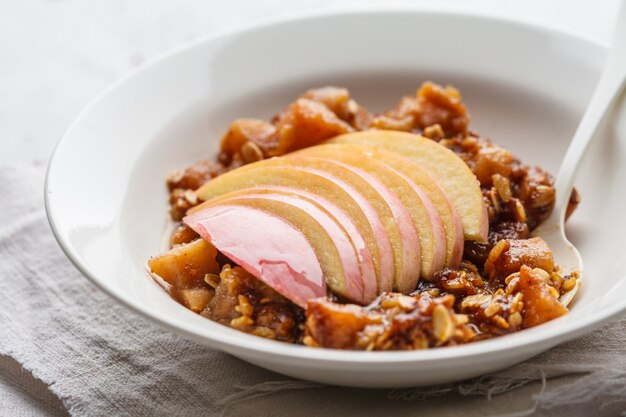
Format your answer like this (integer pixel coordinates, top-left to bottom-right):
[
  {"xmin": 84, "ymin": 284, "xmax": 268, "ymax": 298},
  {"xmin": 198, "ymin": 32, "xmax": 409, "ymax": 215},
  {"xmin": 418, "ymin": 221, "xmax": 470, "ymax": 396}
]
[{"xmin": 45, "ymin": 7, "xmax": 622, "ymax": 366}]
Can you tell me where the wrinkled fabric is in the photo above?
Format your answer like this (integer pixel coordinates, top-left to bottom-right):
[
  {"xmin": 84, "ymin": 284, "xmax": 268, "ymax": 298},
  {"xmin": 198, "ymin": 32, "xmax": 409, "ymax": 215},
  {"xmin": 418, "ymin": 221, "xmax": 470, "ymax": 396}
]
[{"xmin": 1, "ymin": 162, "xmax": 625, "ymax": 417}]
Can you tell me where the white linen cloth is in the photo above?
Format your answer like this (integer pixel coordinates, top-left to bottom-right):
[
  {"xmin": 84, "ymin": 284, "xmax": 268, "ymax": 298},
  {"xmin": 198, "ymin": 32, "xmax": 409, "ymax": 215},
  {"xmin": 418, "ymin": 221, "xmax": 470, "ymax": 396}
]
[
  {"xmin": 2, "ymin": 1, "xmax": 626, "ymax": 415},
  {"xmin": 1, "ymin": 162, "xmax": 626, "ymax": 417}
]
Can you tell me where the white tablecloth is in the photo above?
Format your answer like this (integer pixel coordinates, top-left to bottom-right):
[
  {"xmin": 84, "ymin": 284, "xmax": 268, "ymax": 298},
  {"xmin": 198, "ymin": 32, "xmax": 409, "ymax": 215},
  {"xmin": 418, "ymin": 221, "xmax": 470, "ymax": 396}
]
[{"xmin": 0, "ymin": 1, "xmax": 623, "ymax": 415}]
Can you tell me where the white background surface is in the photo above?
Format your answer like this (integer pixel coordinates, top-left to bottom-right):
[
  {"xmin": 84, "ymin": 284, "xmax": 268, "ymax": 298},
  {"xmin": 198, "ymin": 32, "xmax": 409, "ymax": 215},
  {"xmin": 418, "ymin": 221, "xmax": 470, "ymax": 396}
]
[
  {"xmin": 1, "ymin": 0, "xmax": 623, "ymax": 164},
  {"xmin": 0, "ymin": 0, "xmax": 622, "ymax": 415}
]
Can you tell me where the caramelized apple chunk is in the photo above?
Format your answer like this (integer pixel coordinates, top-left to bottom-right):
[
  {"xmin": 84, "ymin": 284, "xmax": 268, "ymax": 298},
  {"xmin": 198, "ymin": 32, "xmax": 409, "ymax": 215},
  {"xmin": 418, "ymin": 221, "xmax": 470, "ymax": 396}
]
[
  {"xmin": 169, "ymin": 224, "xmax": 200, "ymax": 247},
  {"xmin": 470, "ymin": 143, "xmax": 513, "ymax": 187},
  {"xmin": 516, "ymin": 265, "xmax": 568, "ymax": 327},
  {"xmin": 148, "ymin": 239, "xmax": 219, "ymax": 312},
  {"xmin": 304, "ymin": 301, "xmax": 377, "ymax": 349},
  {"xmin": 300, "ymin": 86, "xmax": 373, "ymax": 130},
  {"xmin": 219, "ymin": 119, "xmax": 278, "ymax": 162},
  {"xmin": 179, "ymin": 288, "xmax": 213, "ymax": 313},
  {"xmin": 301, "ymin": 86, "xmax": 350, "ymax": 118},
  {"xmin": 382, "ymin": 82, "xmax": 469, "ymax": 137},
  {"xmin": 464, "ymin": 221, "xmax": 530, "ymax": 268},
  {"xmin": 484, "ymin": 237, "xmax": 554, "ymax": 281},
  {"xmin": 271, "ymin": 98, "xmax": 354, "ymax": 155},
  {"xmin": 415, "ymin": 82, "xmax": 469, "ymax": 137},
  {"xmin": 304, "ymin": 293, "xmax": 475, "ymax": 350},
  {"xmin": 217, "ymin": 88, "xmax": 370, "ymax": 167},
  {"xmin": 148, "ymin": 238, "xmax": 219, "ymax": 289}
]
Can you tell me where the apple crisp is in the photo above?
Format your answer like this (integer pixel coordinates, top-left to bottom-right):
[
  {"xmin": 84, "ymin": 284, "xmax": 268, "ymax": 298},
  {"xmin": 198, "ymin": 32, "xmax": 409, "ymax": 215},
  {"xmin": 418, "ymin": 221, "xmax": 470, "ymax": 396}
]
[{"xmin": 149, "ymin": 81, "xmax": 580, "ymax": 350}]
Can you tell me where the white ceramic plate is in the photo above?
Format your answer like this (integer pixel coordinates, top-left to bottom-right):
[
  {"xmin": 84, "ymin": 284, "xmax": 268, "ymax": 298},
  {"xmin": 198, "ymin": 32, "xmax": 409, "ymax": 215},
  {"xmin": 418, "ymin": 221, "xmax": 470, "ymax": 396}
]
[{"xmin": 45, "ymin": 9, "xmax": 626, "ymax": 388}]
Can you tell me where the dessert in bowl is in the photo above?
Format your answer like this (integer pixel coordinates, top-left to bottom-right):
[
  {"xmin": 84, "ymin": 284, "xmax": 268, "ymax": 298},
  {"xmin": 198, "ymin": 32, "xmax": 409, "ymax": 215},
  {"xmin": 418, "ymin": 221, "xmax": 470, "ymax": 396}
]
[
  {"xmin": 149, "ymin": 82, "xmax": 580, "ymax": 349},
  {"xmin": 45, "ymin": 10, "xmax": 626, "ymax": 387}
]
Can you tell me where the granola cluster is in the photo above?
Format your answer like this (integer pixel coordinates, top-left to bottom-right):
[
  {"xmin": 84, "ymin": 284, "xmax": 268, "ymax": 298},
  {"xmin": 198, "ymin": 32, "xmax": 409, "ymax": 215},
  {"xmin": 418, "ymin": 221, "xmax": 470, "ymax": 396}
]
[
  {"xmin": 201, "ymin": 265, "xmax": 303, "ymax": 343},
  {"xmin": 304, "ymin": 292, "xmax": 474, "ymax": 350},
  {"xmin": 303, "ymin": 244, "xmax": 569, "ymax": 349}
]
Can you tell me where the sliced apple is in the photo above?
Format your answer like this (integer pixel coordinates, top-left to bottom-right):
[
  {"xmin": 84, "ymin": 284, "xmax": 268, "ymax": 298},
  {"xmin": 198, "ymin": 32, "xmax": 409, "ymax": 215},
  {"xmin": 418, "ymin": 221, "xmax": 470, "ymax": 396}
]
[
  {"xmin": 191, "ymin": 189, "xmax": 377, "ymax": 303},
  {"xmin": 184, "ymin": 204, "xmax": 326, "ymax": 307},
  {"xmin": 229, "ymin": 157, "xmax": 421, "ymax": 293},
  {"xmin": 367, "ymin": 148, "xmax": 464, "ymax": 268},
  {"xmin": 296, "ymin": 144, "xmax": 464, "ymax": 269},
  {"xmin": 195, "ymin": 165, "xmax": 394, "ymax": 295},
  {"xmin": 328, "ymin": 130, "xmax": 489, "ymax": 242},
  {"xmin": 296, "ymin": 146, "xmax": 446, "ymax": 283}
]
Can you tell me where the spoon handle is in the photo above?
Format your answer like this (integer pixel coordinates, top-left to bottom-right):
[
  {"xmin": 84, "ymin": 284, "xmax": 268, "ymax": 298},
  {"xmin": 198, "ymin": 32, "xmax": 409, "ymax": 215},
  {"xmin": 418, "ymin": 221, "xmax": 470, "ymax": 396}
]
[{"xmin": 553, "ymin": 0, "xmax": 626, "ymax": 221}]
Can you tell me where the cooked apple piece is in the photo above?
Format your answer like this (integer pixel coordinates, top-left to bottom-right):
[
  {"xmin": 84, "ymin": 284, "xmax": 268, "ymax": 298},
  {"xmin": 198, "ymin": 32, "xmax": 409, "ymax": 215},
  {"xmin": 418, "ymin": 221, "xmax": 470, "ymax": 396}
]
[
  {"xmin": 148, "ymin": 238, "xmax": 219, "ymax": 289},
  {"xmin": 328, "ymin": 130, "xmax": 488, "ymax": 242},
  {"xmin": 179, "ymin": 288, "xmax": 213, "ymax": 313},
  {"xmin": 194, "ymin": 165, "xmax": 394, "ymax": 295},
  {"xmin": 484, "ymin": 237, "xmax": 554, "ymax": 280},
  {"xmin": 219, "ymin": 118, "xmax": 277, "ymax": 158},
  {"xmin": 517, "ymin": 265, "xmax": 567, "ymax": 327},
  {"xmin": 271, "ymin": 98, "xmax": 354, "ymax": 155},
  {"xmin": 305, "ymin": 299, "xmax": 379, "ymax": 349},
  {"xmin": 296, "ymin": 146, "xmax": 446, "ymax": 284},
  {"xmin": 184, "ymin": 204, "xmax": 326, "ymax": 307},
  {"xmin": 193, "ymin": 192, "xmax": 377, "ymax": 304},
  {"xmin": 169, "ymin": 224, "xmax": 200, "ymax": 247},
  {"xmin": 230, "ymin": 157, "xmax": 421, "ymax": 293}
]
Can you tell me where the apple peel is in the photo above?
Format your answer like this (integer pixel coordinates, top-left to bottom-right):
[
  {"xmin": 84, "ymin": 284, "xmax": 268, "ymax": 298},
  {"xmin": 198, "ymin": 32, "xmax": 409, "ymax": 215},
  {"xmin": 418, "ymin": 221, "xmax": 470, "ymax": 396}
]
[{"xmin": 184, "ymin": 204, "xmax": 326, "ymax": 307}]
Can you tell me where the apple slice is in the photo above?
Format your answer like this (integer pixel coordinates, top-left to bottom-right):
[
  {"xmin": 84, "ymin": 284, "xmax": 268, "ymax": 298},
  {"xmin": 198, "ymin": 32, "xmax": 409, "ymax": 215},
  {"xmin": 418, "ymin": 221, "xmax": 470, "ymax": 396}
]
[
  {"xmin": 191, "ymin": 188, "xmax": 377, "ymax": 303},
  {"xmin": 195, "ymin": 165, "xmax": 394, "ymax": 294},
  {"xmin": 230, "ymin": 157, "xmax": 421, "ymax": 293},
  {"xmin": 184, "ymin": 204, "xmax": 325, "ymax": 307},
  {"xmin": 310, "ymin": 158, "xmax": 421, "ymax": 287},
  {"xmin": 328, "ymin": 130, "xmax": 489, "ymax": 242},
  {"xmin": 297, "ymin": 146, "xmax": 446, "ymax": 283},
  {"xmin": 297, "ymin": 144, "xmax": 464, "ymax": 269},
  {"xmin": 366, "ymin": 147, "xmax": 464, "ymax": 269}
]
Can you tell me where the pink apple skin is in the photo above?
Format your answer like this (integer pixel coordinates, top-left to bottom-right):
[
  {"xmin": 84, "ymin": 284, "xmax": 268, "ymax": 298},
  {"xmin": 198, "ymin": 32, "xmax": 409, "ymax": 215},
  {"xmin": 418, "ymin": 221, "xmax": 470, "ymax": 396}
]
[
  {"xmin": 215, "ymin": 191, "xmax": 376, "ymax": 304},
  {"xmin": 311, "ymin": 158, "xmax": 418, "ymax": 293},
  {"xmin": 380, "ymin": 163, "xmax": 447, "ymax": 281},
  {"xmin": 183, "ymin": 204, "xmax": 326, "ymax": 308},
  {"xmin": 227, "ymin": 187, "xmax": 376, "ymax": 296},
  {"xmin": 292, "ymin": 166, "xmax": 395, "ymax": 298}
]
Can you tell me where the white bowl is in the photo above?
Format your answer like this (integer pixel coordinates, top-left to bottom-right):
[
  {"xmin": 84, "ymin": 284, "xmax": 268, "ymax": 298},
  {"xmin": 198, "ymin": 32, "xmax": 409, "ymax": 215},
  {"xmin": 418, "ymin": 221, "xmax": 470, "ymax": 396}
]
[{"xmin": 45, "ymin": 9, "xmax": 626, "ymax": 388}]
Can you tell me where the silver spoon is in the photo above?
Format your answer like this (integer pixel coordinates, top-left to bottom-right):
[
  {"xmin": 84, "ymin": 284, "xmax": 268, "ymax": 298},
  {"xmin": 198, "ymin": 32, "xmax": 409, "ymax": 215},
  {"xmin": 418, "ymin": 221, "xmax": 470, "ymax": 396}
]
[{"xmin": 533, "ymin": 0, "xmax": 626, "ymax": 306}]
